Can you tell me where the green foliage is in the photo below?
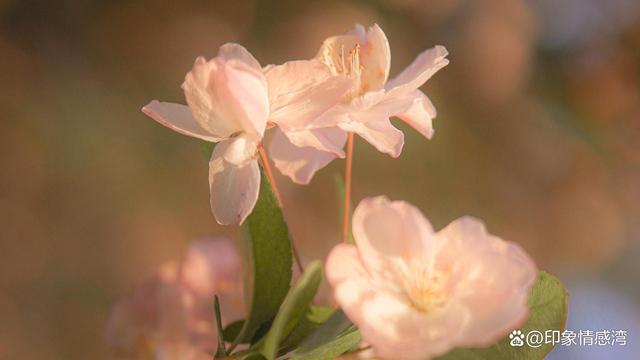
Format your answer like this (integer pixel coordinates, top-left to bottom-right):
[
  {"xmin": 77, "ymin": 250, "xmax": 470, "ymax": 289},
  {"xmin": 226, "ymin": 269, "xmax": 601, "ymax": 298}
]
[
  {"xmin": 259, "ymin": 261, "xmax": 324, "ymax": 360},
  {"xmin": 282, "ymin": 305, "xmax": 335, "ymax": 349},
  {"xmin": 214, "ymin": 296, "xmax": 228, "ymax": 357},
  {"xmin": 290, "ymin": 310, "xmax": 361, "ymax": 360},
  {"xmin": 436, "ymin": 271, "xmax": 569, "ymax": 360},
  {"xmin": 231, "ymin": 169, "xmax": 293, "ymax": 347},
  {"xmin": 222, "ymin": 320, "xmax": 245, "ymax": 344}
]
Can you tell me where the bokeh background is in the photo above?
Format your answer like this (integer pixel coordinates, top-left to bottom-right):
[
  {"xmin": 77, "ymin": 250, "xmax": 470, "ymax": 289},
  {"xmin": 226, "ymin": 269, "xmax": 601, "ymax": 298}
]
[{"xmin": 1, "ymin": 0, "xmax": 639, "ymax": 358}]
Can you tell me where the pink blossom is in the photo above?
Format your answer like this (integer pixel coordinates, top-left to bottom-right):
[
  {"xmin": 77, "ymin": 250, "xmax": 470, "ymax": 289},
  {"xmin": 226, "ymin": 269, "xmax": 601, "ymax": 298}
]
[
  {"xmin": 326, "ymin": 196, "xmax": 537, "ymax": 360},
  {"xmin": 270, "ymin": 24, "xmax": 449, "ymax": 184},
  {"xmin": 143, "ymin": 44, "xmax": 351, "ymax": 223},
  {"xmin": 107, "ymin": 238, "xmax": 243, "ymax": 359}
]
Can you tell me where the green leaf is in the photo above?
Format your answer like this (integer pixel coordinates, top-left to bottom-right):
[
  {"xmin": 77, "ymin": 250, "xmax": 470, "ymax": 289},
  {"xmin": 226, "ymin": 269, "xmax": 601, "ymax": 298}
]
[
  {"xmin": 290, "ymin": 309, "xmax": 361, "ymax": 360},
  {"xmin": 436, "ymin": 271, "xmax": 569, "ymax": 360},
  {"xmin": 230, "ymin": 169, "xmax": 293, "ymax": 349},
  {"xmin": 282, "ymin": 306, "xmax": 336, "ymax": 349},
  {"xmin": 214, "ymin": 296, "xmax": 228, "ymax": 358},
  {"xmin": 223, "ymin": 320, "xmax": 245, "ymax": 344},
  {"xmin": 259, "ymin": 261, "xmax": 324, "ymax": 360}
]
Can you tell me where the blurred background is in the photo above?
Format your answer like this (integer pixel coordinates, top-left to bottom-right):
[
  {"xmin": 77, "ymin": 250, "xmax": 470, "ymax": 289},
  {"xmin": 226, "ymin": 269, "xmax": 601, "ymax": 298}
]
[{"xmin": 1, "ymin": 0, "xmax": 639, "ymax": 358}]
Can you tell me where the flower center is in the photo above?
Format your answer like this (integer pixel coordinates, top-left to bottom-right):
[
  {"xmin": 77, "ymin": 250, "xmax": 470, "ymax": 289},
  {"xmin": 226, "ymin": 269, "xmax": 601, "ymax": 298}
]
[
  {"xmin": 403, "ymin": 267, "xmax": 448, "ymax": 313},
  {"xmin": 323, "ymin": 43, "xmax": 363, "ymax": 101}
]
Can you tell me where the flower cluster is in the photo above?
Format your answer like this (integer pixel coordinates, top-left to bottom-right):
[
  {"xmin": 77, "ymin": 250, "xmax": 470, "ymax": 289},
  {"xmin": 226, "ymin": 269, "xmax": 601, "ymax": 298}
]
[
  {"xmin": 110, "ymin": 23, "xmax": 549, "ymax": 360},
  {"xmin": 142, "ymin": 24, "xmax": 448, "ymax": 225}
]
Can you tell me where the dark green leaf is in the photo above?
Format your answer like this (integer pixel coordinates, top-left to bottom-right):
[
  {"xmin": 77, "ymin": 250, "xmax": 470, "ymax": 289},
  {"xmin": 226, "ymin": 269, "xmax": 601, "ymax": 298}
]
[
  {"xmin": 230, "ymin": 169, "xmax": 293, "ymax": 349},
  {"xmin": 282, "ymin": 306, "xmax": 336, "ymax": 349},
  {"xmin": 259, "ymin": 261, "xmax": 323, "ymax": 360},
  {"xmin": 214, "ymin": 296, "xmax": 228, "ymax": 358},
  {"xmin": 436, "ymin": 271, "xmax": 569, "ymax": 360},
  {"xmin": 290, "ymin": 309, "xmax": 360, "ymax": 360},
  {"xmin": 223, "ymin": 320, "xmax": 245, "ymax": 344}
]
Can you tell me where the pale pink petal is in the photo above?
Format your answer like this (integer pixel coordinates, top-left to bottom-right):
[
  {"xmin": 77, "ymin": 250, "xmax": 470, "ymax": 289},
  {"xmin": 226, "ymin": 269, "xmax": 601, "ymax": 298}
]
[
  {"xmin": 218, "ymin": 43, "xmax": 262, "ymax": 71},
  {"xmin": 208, "ymin": 140, "xmax": 260, "ymax": 225},
  {"xmin": 339, "ymin": 117, "xmax": 404, "ymax": 157},
  {"xmin": 332, "ymin": 276, "xmax": 467, "ymax": 360},
  {"xmin": 316, "ymin": 32, "xmax": 361, "ymax": 73},
  {"xmin": 325, "ymin": 243, "xmax": 369, "ymax": 286},
  {"xmin": 318, "ymin": 24, "xmax": 390, "ymax": 93},
  {"xmin": 219, "ymin": 60, "xmax": 270, "ymax": 137},
  {"xmin": 280, "ymin": 126, "xmax": 347, "ymax": 158},
  {"xmin": 182, "ymin": 57, "xmax": 239, "ymax": 138},
  {"xmin": 437, "ymin": 217, "xmax": 537, "ymax": 346},
  {"xmin": 142, "ymin": 101, "xmax": 222, "ymax": 142},
  {"xmin": 182, "ymin": 56, "xmax": 269, "ymax": 138},
  {"xmin": 358, "ymin": 24, "xmax": 391, "ymax": 92},
  {"xmin": 395, "ymin": 90, "xmax": 437, "ymax": 139},
  {"xmin": 265, "ymin": 60, "xmax": 353, "ymax": 130},
  {"xmin": 221, "ymin": 133, "xmax": 260, "ymax": 166},
  {"xmin": 385, "ymin": 45, "xmax": 449, "ymax": 98},
  {"xmin": 269, "ymin": 128, "xmax": 338, "ymax": 184},
  {"xmin": 351, "ymin": 196, "xmax": 435, "ymax": 277}
]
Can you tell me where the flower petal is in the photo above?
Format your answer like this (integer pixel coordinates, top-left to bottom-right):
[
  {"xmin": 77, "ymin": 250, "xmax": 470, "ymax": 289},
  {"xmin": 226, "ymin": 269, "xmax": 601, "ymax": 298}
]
[
  {"xmin": 339, "ymin": 117, "xmax": 404, "ymax": 157},
  {"xmin": 357, "ymin": 23, "xmax": 391, "ymax": 92},
  {"xmin": 325, "ymin": 243, "xmax": 369, "ymax": 286},
  {"xmin": 331, "ymin": 273, "xmax": 467, "ymax": 360},
  {"xmin": 265, "ymin": 60, "xmax": 353, "ymax": 130},
  {"xmin": 218, "ymin": 43, "xmax": 262, "ymax": 71},
  {"xmin": 182, "ymin": 55, "xmax": 269, "ymax": 139},
  {"xmin": 351, "ymin": 196, "xmax": 435, "ymax": 278},
  {"xmin": 208, "ymin": 140, "xmax": 260, "ymax": 225},
  {"xmin": 395, "ymin": 90, "xmax": 436, "ymax": 139},
  {"xmin": 221, "ymin": 133, "xmax": 260, "ymax": 166},
  {"xmin": 142, "ymin": 101, "xmax": 222, "ymax": 142},
  {"xmin": 436, "ymin": 217, "xmax": 538, "ymax": 346},
  {"xmin": 385, "ymin": 45, "xmax": 449, "ymax": 98},
  {"xmin": 316, "ymin": 23, "xmax": 390, "ymax": 93},
  {"xmin": 269, "ymin": 128, "xmax": 338, "ymax": 185},
  {"xmin": 280, "ymin": 126, "xmax": 347, "ymax": 158}
]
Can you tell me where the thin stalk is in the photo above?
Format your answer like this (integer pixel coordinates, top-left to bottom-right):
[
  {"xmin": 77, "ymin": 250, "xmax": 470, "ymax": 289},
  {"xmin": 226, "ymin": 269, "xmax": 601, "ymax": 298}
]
[
  {"xmin": 257, "ymin": 143, "xmax": 305, "ymax": 274},
  {"xmin": 342, "ymin": 132, "xmax": 355, "ymax": 243}
]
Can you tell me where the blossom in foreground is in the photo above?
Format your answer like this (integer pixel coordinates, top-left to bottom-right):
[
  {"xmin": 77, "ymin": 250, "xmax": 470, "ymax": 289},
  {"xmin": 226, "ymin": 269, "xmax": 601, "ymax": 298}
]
[
  {"xmin": 143, "ymin": 44, "xmax": 351, "ymax": 224},
  {"xmin": 107, "ymin": 238, "xmax": 243, "ymax": 359},
  {"xmin": 326, "ymin": 196, "xmax": 537, "ymax": 360},
  {"xmin": 270, "ymin": 24, "xmax": 449, "ymax": 184}
]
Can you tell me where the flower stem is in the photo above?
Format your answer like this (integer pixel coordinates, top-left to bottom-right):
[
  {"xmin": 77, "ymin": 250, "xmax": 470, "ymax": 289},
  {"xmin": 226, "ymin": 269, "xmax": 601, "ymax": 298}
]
[
  {"xmin": 342, "ymin": 132, "xmax": 355, "ymax": 243},
  {"xmin": 257, "ymin": 143, "xmax": 305, "ymax": 274}
]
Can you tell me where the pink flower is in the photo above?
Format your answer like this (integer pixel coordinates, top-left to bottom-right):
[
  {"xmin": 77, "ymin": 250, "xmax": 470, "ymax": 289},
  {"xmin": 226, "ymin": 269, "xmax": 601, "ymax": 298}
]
[
  {"xmin": 326, "ymin": 197, "xmax": 537, "ymax": 360},
  {"xmin": 270, "ymin": 24, "xmax": 449, "ymax": 184},
  {"xmin": 143, "ymin": 44, "xmax": 351, "ymax": 223},
  {"xmin": 107, "ymin": 238, "xmax": 243, "ymax": 359}
]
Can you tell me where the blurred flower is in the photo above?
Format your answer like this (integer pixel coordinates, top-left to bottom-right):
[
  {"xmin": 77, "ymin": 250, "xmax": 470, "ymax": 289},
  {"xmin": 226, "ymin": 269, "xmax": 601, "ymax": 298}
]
[
  {"xmin": 270, "ymin": 24, "xmax": 448, "ymax": 184},
  {"xmin": 107, "ymin": 238, "xmax": 243, "ymax": 359},
  {"xmin": 326, "ymin": 196, "xmax": 537, "ymax": 360},
  {"xmin": 143, "ymin": 43, "xmax": 351, "ymax": 224}
]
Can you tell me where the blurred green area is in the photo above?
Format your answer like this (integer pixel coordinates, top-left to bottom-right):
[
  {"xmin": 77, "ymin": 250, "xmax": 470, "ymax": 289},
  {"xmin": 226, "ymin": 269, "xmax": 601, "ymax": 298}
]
[{"xmin": 1, "ymin": 0, "xmax": 639, "ymax": 359}]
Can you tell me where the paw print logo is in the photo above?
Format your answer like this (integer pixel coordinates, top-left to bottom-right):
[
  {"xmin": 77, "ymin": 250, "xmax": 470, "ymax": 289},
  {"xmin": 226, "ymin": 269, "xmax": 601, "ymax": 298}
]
[{"xmin": 509, "ymin": 330, "xmax": 525, "ymax": 347}]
